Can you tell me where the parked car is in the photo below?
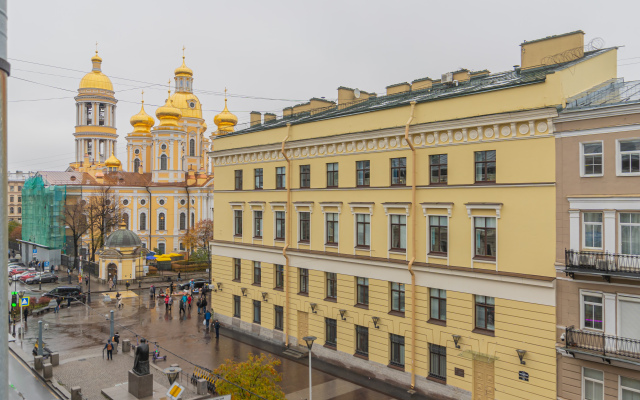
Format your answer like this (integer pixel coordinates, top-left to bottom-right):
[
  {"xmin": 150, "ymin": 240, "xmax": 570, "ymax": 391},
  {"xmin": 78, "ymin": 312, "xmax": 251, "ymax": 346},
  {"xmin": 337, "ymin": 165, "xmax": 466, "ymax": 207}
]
[
  {"xmin": 177, "ymin": 279, "xmax": 211, "ymax": 293},
  {"xmin": 25, "ymin": 273, "xmax": 58, "ymax": 284},
  {"xmin": 41, "ymin": 286, "xmax": 85, "ymax": 303},
  {"xmin": 19, "ymin": 272, "xmax": 39, "ymax": 282},
  {"xmin": 12, "ymin": 270, "xmax": 36, "ymax": 280},
  {"xmin": 8, "ymin": 262, "xmax": 25, "ymax": 268}
]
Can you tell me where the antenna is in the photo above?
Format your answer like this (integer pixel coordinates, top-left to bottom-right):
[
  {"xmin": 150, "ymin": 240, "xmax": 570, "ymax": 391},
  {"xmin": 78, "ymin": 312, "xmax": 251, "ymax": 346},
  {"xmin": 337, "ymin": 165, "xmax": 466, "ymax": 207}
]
[{"xmin": 354, "ymin": 88, "xmax": 361, "ymax": 99}]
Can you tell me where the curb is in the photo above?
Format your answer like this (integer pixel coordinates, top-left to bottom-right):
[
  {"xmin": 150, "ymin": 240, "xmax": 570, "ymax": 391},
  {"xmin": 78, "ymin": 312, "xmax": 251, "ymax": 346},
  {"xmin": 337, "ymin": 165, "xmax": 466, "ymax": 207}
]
[{"xmin": 8, "ymin": 339, "xmax": 70, "ymax": 399}]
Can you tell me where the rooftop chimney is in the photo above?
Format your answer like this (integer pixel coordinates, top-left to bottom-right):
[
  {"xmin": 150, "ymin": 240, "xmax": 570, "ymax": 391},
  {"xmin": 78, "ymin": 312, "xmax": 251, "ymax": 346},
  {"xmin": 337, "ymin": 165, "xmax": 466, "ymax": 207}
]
[
  {"xmin": 386, "ymin": 82, "xmax": 411, "ymax": 96},
  {"xmin": 264, "ymin": 113, "xmax": 276, "ymax": 123},
  {"xmin": 520, "ymin": 30, "xmax": 585, "ymax": 70},
  {"xmin": 250, "ymin": 111, "xmax": 262, "ymax": 127}
]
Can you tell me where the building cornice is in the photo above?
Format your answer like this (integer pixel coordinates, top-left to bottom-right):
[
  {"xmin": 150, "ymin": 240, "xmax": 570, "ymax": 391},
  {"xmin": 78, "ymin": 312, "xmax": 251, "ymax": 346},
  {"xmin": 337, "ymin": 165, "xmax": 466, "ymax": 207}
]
[{"xmin": 556, "ymin": 103, "xmax": 640, "ymax": 124}]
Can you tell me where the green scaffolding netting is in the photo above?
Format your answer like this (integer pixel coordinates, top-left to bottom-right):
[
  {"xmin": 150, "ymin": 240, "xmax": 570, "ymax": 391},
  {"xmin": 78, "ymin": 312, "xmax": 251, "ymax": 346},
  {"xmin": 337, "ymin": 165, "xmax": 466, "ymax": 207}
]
[{"xmin": 22, "ymin": 175, "xmax": 67, "ymax": 250}]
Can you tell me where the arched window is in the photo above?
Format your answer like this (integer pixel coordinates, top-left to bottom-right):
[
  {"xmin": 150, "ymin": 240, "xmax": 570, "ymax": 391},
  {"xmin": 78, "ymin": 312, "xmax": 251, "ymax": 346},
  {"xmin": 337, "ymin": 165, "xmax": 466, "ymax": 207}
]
[
  {"xmin": 122, "ymin": 213, "xmax": 129, "ymax": 229},
  {"xmin": 160, "ymin": 154, "xmax": 168, "ymax": 170},
  {"xmin": 191, "ymin": 213, "xmax": 195, "ymax": 228},
  {"xmin": 17, "ymin": 207, "xmax": 21, "ymax": 214},
  {"xmin": 158, "ymin": 242, "xmax": 165, "ymax": 255},
  {"xmin": 179, "ymin": 213, "xmax": 186, "ymax": 230},
  {"xmin": 9, "ymin": 207, "xmax": 13, "ymax": 214},
  {"xmin": 189, "ymin": 139, "xmax": 196, "ymax": 156},
  {"xmin": 134, "ymin": 158, "xmax": 141, "ymax": 173},
  {"xmin": 179, "ymin": 243, "xmax": 185, "ymax": 251},
  {"xmin": 139, "ymin": 213, "xmax": 146, "ymax": 230},
  {"xmin": 158, "ymin": 212, "xmax": 166, "ymax": 231}
]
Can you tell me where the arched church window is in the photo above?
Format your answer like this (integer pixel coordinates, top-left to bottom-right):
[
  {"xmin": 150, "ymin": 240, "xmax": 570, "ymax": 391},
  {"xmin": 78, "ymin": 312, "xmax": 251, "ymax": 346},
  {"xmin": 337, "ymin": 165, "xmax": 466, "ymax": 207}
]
[
  {"xmin": 158, "ymin": 242, "xmax": 165, "ymax": 255},
  {"xmin": 86, "ymin": 103, "xmax": 92, "ymax": 125},
  {"xmin": 180, "ymin": 213, "xmax": 186, "ymax": 230},
  {"xmin": 122, "ymin": 213, "xmax": 129, "ymax": 230},
  {"xmin": 191, "ymin": 213, "xmax": 195, "ymax": 228},
  {"xmin": 134, "ymin": 158, "xmax": 141, "ymax": 173},
  {"xmin": 139, "ymin": 213, "xmax": 146, "ymax": 231},
  {"xmin": 190, "ymin": 139, "xmax": 195, "ymax": 156},
  {"xmin": 160, "ymin": 154, "xmax": 168, "ymax": 170},
  {"xmin": 158, "ymin": 213, "xmax": 166, "ymax": 231}
]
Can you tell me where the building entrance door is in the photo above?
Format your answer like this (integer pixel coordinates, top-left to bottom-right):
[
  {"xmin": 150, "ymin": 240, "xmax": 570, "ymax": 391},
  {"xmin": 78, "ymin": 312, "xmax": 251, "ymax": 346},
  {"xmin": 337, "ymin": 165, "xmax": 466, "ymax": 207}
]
[
  {"xmin": 473, "ymin": 359, "xmax": 495, "ymax": 400},
  {"xmin": 107, "ymin": 263, "xmax": 117, "ymax": 282},
  {"xmin": 297, "ymin": 311, "xmax": 308, "ymax": 346}
]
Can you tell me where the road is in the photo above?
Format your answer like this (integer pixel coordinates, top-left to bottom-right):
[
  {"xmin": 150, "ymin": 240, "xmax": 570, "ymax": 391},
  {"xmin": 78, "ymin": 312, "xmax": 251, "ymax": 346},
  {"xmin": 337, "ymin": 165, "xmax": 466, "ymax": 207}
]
[{"xmin": 8, "ymin": 348, "xmax": 62, "ymax": 400}]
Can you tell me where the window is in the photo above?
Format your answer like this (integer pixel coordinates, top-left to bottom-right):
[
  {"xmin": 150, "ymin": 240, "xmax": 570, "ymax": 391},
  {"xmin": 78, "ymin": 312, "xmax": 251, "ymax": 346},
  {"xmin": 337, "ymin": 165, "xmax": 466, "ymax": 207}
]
[
  {"xmin": 9, "ymin": 186, "xmax": 12, "ymax": 191},
  {"xmin": 233, "ymin": 258, "xmax": 241, "ymax": 281},
  {"xmin": 234, "ymin": 210, "xmax": 243, "ymax": 236},
  {"xmin": 17, "ymin": 207, "xmax": 21, "ymax": 214},
  {"xmin": 429, "ymin": 216, "xmax": 448, "ymax": 254},
  {"xmin": 356, "ymin": 277, "xmax": 369, "ymax": 306},
  {"xmin": 179, "ymin": 213, "xmax": 186, "ymax": 230},
  {"xmin": 583, "ymin": 212, "xmax": 603, "ymax": 249},
  {"xmin": 621, "ymin": 213, "xmax": 640, "ymax": 255},
  {"xmin": 390, "ymin": 157, "xmax": 406, "ymax": 186},
  {"xmin": 356, "ymin": 214, "xmax": 370, "ymax": 248},
  {"xmin": 326, "ymin": 272, "xmax": 337, "ymax": 299},
  {"xmin": 9, "ymin": 196, "xmax": 13, "ymax": 202},
  {"xmin": 325, "ymin": 318, "xmax": 337, "ymax": 347},
  {"xmin": 326, "ymin": 213, "xmax": 338, "ymax": 244},
  {"xmin": 430, "ymin": 154, "xmax": 448, "ymax": 184},
  {"xmin": 134, "ymin": 158, "xmax": 141, "ymax": 173},
  {"xmin": 475, "ymin": 295, "xmax": 495, "ymax": 332},
  {"xmin": 582, "ymin": 142, "xmax": 603, "ymax": 176},
  {"xmin": 582, "ymin": 293, "xmax": 603, "ymax": 331},
  {"xmin": 253, "ymin": 211, "xmax": 263, "ymax": 238},
  {"xmin": 9, "ymin": 207, "xmax": 13, "ymax": 214},
  {"xmin": 621, "ymin": 376, "xmax": 640, "ymax": 400},
  {"xmin": 86, "ymin": 103, "xmax": 92, "ymax": 124},
  {"xmin": 160, "ymin": 154, "xmax": 168, "ymax": 170},
  {"xmin": 390, "ymin": 215, "xmax": 407, "ymax": 251},
  {"xmin": 17, "ymin": 186, "xmax": 21, "ymax": 191},
  {"xmin": 275, "ymin": 265, "xmax": 284, "ymax": 289},
  {"xmin": 276, "ymin": 167, "xmax": 286, "ymax": 189},
  {"xmin": 299, "ymin": 268, "xmax": 309, "ymax": 294},
  {"xmin": 254, "ymin": 168, "xmax": 263, "ymax": 189},
  {"xmin": 253, "ymin": 261, "xmax": 261, "ymax": 285},
  {"xmin": 355, "ymin": 326, "xmax": 369, "ymax": 357},
  {"xmin": 428, "ymin": 344, "xmax": 447, "ymax": 381},
  {"xmin": 234, "ymin": 170, "xmax": 243, "ymax": 190},
  {"xmin": 275, "ymin": 211, "xmax": 285, "ymax": 241},
  {"xmin": 98, "ymin": 103, "xmax": 106, "ymax": 126},
  {"xmin": 326, "ymin": 163, "xmax": 339, "ymax": 187},
  {"xmin": 189, "ymin": 139, "xmax": 195, "ymax": 156},
  {"xmin": 179, "ymin": 243, "xmax": 184, "ymax": 251},
  {"xmin": 253, "ymin": 300, "xmax": 261, "ymax": 324},
  {"xmin": 582, "ymin": 368, "xmax": 604, "ymax": 400},
  {"xmin": 474, "ymin": 217, "xmax": 496, "ymax": 258},
  {"xmin": 122, "ymin": 213, "xmax": 129, "ymax": 230},
  {"xmin": 233, "ymin": 295, "xmax": 241, "ymax": 318},
  {"xmin": 300, "ymin": 165, "xmax": 310, "ymax": 188},
  {"xmin": 275, "ymin": 306, "xmax": 284, "ymax": 331},
  {"xmin": 139, "ymin": 213, "xmax": 146, "ymax": 230},
  {"xmin": 356, "ymin": 160, "xmax": 370, "ymax": 187},
  {"xmin": 475, "ymin": 150, "xmax": 496, "ymax": 182},
  {"xmin": 620, "ymin": 139, "xmax": 640, "ymax": 174},
  {"xmin": 158, "ymin": 213, "xmax": 166, "ymax": 231},
  {"xmin": 391, "ymin": 282, "xmax": 405, "ymax": 313},
  {"xmin": 299, "ymin": 212, "xmax": 310, "ymax": 242},
  {"xmin": 430, "ymin": 289, "xmax": 446, "ymax": 322},
  {"xmin": 191, "ymin": 213, "xmax": 194, "ymax": 228},
  {"xmin": 158, "ymin": 242, "xmax": 165, "ymax": 255},
  {"xmin": 390, "ymin": 334, "xmax": 405, "ymax": 368}
]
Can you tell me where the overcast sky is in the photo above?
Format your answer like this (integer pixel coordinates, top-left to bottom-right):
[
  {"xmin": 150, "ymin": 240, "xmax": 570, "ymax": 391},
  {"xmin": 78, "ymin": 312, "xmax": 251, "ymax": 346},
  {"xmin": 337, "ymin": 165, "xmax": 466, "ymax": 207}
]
[{"xmin": 7, "ymin": 0, "xmax": 640, "ymax": 172}]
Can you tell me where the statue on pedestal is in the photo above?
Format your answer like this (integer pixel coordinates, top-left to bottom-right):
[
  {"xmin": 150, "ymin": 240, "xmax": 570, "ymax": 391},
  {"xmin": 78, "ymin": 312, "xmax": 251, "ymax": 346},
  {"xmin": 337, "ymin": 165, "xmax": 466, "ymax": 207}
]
[{"xmin": 132, "ymin": 338, "xmax": 150, "ymax": 376}]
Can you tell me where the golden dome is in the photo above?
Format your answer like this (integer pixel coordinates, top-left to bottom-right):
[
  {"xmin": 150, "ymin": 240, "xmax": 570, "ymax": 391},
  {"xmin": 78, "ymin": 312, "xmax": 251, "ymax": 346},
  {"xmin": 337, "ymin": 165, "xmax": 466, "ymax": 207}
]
[
  {"xmin": 213, "ymin": 97, "xmax": 238, "ymax": 134},
  {"xmin": 156, "ymin": 91, "xmax": 182, "ymax": 127},
  {"xmin": 130, "ymin": 100, "xmax": 155, "ymax": 134},
  {"xmin": 169, "ymin": 92, "xmax": 202, "ymax": 119},
  {"xmin": 105, "ymin": 152, "xmax": 122, "ymax": 168},
  {"xmin": 79, "ymin": 51, "xmax": 113, "ymax": 91},
  {"xmin": 175, "ymin": 56, "xmax": 193, "ymax": 77},
  {"xmin": 202, "ymin": 121, "xmax": 208, "ymax": 133}
]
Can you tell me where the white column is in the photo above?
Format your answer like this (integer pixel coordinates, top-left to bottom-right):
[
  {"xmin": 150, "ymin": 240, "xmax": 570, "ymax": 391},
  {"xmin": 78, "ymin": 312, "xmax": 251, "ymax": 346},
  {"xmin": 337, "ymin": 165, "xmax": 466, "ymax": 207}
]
[
  {"xmin": 569, "ymin": 210, "xmax": 580, "ymax": 251},
  {"xmin": 604, "ymin": 210, "xmax": 616, "ymax": 253},
  {"xmin": 133, "ymin": 197, "xmax": 138, "ymax": 231}
]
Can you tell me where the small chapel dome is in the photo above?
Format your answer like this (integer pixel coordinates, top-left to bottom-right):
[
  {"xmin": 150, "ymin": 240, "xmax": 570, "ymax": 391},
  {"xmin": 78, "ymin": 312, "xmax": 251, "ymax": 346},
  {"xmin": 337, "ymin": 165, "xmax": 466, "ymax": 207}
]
[{"xmin": 105, "ymin": 222, "xmax": 142, "ymax": 248}]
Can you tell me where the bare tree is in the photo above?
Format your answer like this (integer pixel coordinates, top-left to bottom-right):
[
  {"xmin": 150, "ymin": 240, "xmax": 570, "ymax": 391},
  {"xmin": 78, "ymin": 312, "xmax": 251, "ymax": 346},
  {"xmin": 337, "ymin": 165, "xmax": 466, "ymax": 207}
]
[
  {"xmin": 86, "ymin": 187, "xmax": 121, "ymax": 261},
  {"xmin": 60, "ymin": 199, "xmax": 90, "ymax": 269}
]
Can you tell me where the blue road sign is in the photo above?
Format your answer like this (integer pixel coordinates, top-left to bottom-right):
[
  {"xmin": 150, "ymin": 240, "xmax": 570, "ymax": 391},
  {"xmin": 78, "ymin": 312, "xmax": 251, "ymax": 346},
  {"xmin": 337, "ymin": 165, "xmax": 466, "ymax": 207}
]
[
  {"xmin": 32, "ymin": 248, "xmax": 37, "ymax": 254},
  {"xmin": 44, "ymin": 261, "xmax": 49, "ymax": 267},
  {"xmin": 20, "ymin": 297, "xmax": 29, "ymax": 306}
]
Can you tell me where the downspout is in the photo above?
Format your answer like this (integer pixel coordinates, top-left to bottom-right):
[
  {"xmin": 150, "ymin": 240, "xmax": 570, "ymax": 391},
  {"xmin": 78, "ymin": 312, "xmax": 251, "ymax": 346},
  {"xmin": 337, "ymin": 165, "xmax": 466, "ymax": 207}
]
[
  {"xmin": 404, "ymin": 101, "xmax": 417, "ymax": 389},
  {"xmin": 280, "ymin": 123, "xmax": 292, "ymax": 347},
  {"xmin": 145, "ymin": 186, "xmax": 152, "ymax": 251}
]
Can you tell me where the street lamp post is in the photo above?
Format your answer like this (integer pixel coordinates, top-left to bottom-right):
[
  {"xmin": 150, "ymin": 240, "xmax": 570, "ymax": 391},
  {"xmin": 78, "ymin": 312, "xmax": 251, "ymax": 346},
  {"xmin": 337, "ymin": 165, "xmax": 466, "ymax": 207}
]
[{"xmin": 302, "ymin": 336, "xmax": 317, "ymax": 400}]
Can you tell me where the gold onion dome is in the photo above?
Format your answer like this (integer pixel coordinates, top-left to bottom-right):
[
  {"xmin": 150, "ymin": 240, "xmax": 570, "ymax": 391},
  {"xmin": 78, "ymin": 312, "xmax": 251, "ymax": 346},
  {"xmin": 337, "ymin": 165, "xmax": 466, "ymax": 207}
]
[
  {"xmin": 104, "ymin": 152, "xmax": 122, "ymax": 168},
  {"xmin": 79, "ymin": 51, "xmax": 113, "ymax": 91},
  {"xmin": 213, "ymin": 97, "xmax": 238, "ymax": 133},
  {"xmin": 130, "ymin": 99, "xmax": 155, "ymax": 133},
  {"xmin": 156, "ymin": 91, "xmax": 182, "ymax": 127},
  {"xmin": 174, "ymin": 56, "xmax": 193, "ymax": 77}
]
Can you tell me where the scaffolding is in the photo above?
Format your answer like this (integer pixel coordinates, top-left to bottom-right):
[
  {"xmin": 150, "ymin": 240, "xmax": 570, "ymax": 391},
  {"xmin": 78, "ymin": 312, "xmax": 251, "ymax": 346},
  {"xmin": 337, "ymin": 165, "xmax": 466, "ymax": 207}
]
[{"xmin": 22, "ymin": 175, "xmax": 67, "ymax": 250}]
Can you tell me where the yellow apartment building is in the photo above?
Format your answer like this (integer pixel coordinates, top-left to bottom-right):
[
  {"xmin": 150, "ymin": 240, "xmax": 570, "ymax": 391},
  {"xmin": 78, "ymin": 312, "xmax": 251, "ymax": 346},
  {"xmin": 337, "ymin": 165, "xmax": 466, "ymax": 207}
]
[{"xmin": 208, "ymin": 31, "xmax": 618, "ymax": 399}]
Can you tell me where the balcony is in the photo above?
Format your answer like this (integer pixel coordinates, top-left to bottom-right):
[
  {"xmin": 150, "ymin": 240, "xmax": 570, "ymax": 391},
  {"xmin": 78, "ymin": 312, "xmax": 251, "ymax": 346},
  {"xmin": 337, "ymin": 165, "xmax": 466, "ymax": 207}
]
[
  {"xmin": 565, "ymin": 326, "xmax": 640, "ymax": 364},
  {"xmin": 564, "ymin": 249, "xmax": 640, "ymax": 281}
]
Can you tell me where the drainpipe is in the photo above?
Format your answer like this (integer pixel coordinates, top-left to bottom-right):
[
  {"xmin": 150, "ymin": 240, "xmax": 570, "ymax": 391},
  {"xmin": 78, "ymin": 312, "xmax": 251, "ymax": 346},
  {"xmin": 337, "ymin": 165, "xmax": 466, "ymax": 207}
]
[
  {"xmin": 404, "ymin": 102, "xmax": 417, "ymax": 389},
  {"xmin": 281, "ymin": 123, "xmax": 292, "ymax": 347},
  {"xmin": 145, "ymin": 186, "xmax": 152, "ymax": 250}
]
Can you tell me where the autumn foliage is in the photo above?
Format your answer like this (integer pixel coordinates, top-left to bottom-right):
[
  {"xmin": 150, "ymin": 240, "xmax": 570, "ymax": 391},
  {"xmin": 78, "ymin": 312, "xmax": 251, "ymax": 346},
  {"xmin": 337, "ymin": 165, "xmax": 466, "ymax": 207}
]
[{"xmin": 213, "ymin": 353, "xmax": 285, "ymax": 399}]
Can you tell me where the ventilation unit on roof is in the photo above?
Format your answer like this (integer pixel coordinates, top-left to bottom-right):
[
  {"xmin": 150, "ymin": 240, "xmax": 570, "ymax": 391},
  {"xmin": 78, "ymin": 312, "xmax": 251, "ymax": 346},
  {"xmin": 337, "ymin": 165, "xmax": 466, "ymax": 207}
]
[{"xmin": 441, "ymin": 72, "xmax": 453, "ymax": 84}]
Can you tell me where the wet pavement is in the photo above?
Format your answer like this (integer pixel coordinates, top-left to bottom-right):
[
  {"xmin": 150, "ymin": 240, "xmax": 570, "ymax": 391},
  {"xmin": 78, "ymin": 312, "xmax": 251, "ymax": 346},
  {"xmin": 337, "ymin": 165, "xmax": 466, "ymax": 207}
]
[
  {"xmin": 11, "ymin": 274, "xmax": 397, "ymax": 400},
  {"xmin": 9, "ymin": 346, "xmax": 62, "ymax": 399}
]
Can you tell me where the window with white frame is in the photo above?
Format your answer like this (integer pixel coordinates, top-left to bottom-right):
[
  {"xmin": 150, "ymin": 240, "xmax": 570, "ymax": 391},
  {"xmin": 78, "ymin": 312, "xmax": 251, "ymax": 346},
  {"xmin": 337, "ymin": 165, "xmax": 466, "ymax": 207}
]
[
  {"xmin": 326, "ymin": 213, "xmax": 338, "ymax": 245},
  {"xmin": 621, "ymin": 213, "xmax": 640, "ymax": 255},
  {"xmin": 299, "ymin": 212, "xmax": 310, "ymax": 242},
  {"xmin": 234, "ymin": 210, "xmax": 243, "ymax": 237},
  {"xmin": 583, "ymin": 212, "xmax": 603, "ymax": 249},
  {"xmin": 356, "ymin": 214, "xmax": 370, "ymax": 248},
  {"xmin": 474, "ymin": 217, "xmax": 496, "ymax": 258},
  {"xmin": 581, "ymin": 142, "xmax": 603, "ymax": 176},
  {"xmin": 619, "ymin": 139, "xmax": 640, "ymax": 174},
  {"xmin": 621, "ymin": 376, "xmax": 640, "ymax": 400},
  {"xmin": 390, "ymin": 215, "xmax": 407, "ymax": 251},
  {"xmin": 429, "ymin": 216, "xmax": 448, "ymax": 254},
  {"xmin": 581, "ymin": 292, "xmax": 603, "ymax": 331},
  {"xmin": 253, "ymin": 211, "xmax": 263, "ymax": 238},
  {"xmin": 582, "ymin": 367, "xmax": 604, "ymax": 400}
]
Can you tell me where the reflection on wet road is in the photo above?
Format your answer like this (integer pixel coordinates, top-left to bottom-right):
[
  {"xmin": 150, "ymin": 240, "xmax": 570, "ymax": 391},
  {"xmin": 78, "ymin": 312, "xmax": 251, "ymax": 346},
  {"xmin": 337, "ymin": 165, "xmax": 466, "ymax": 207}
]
[{"xmin": 9, "ymin": 349, "xmax": 62, "ymax": 400}]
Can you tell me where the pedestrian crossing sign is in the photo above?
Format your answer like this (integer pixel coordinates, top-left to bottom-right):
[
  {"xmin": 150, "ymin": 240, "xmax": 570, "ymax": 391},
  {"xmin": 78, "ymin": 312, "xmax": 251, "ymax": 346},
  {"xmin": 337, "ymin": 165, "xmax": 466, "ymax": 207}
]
[
  {"xmin": 20, "ymin": 297, "xmax": 29, "ymax": 307},
  {"xmin": 166, "ymin": 382, "xmax": 185, "ymax": 399}
]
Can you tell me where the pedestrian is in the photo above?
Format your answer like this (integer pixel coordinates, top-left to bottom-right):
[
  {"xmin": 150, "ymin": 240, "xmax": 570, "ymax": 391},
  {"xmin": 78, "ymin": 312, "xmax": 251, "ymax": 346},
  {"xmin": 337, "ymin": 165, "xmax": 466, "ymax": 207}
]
[
  {"xmin": 196, "ymin": 297, "xmax": 201, "ymax": 314},
  {"xmin": 179, "ymin": 297, "xmax": 185, "ymax": 315},
  {"xmin": 104, "ymin": 339, "xmax": 113, "ymax": 360},
  {"xmin": 150, "ymin": 285, "xmax": 155, "ymax": 299},
  {"xmin": 204, "ymin": 309, "xmax": 211, "ymax": 329},
  {"xmin": 67, "ymin": 296, "xmax": 72, "ymax": 308},
  {"xmin": 116, "ymin": 292, "xmax": 123, "ymax": 309},
  {"xmin": 108, "ymin": 278, "xmax": 113, "ymax": 291},
  {"xmin": 23, "ymin": 306, "xmax": 28, "ymax": 323},
  {"xmin": 168, "ymin": 295, "xmax": 173, "ymax": 311},
  {"xmin": 85, "ymin": 274, "xmax": 89, "ymax": 287},
  {"xmin": 200, "ymin": 296, "xmax": 207, "ymax": 315},
  {"xmin": 113, "ymin": 331, "xmax": 120, "ymax": 353},
  {"xmin": 187, "ymin": 294, "xmax": 192, "ymax": 311},
  {"xmin": 55, "ymin": 297, "xmax": 62, "ymax": 313},
  {"xmin": 164, "ymin": 295, "xmax": 169, "ymax": 312},
  {"xmin": 189, "ymin": 279, "xmax": 195, "ymax": 292},
  {"xmin": 214, "ymin": 319, "xmax": 220, "ymax": 338},
  {"xmin": 169, "ymin": 282, "xmax": 174, "ymax": 295},
  {"xmin": 125, "ymin": 281, "xmax": 130, "ymax": 292},
  {"xmin": 177, "ymin": 271, "xmax": 181, "ymax": 282},
  {"xmin": 78, "ymin": 274, "xmax": 82, "ymax": 285}
]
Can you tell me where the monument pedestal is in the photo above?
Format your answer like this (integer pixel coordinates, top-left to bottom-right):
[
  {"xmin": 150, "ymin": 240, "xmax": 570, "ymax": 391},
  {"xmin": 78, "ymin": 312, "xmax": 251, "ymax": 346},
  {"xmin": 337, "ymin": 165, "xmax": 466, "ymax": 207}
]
[{"xmin": 128, "ymin": 370, "xmax": 153, "ymax": 398}]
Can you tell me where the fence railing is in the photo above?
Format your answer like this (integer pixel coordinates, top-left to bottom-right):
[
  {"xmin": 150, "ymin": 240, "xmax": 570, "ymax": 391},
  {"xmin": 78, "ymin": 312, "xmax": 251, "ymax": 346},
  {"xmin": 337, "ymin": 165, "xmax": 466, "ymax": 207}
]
[
  {"xmin": 565, "ymin": 249, "xmax": 640, "ymax": 275},
  {"xmin": 566, "ymin": 326, "xmax": 640, "ymax": 360},
  {"xmin": 60, "ymin": 254, "xmax": 99, "ymax": 277}
]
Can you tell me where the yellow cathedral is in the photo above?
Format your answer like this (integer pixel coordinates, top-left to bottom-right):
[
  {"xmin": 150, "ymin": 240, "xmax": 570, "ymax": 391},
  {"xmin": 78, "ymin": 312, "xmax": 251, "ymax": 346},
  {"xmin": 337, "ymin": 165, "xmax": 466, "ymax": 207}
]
[{"xmin": 51, "ymin": 50, "xmax": 237, "ymax": 258}]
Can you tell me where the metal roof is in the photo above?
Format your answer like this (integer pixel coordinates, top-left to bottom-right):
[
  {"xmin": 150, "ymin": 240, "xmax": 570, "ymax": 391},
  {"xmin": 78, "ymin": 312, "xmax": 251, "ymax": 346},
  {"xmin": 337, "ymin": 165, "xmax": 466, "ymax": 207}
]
[{"xmin": 565, "ymin": 79, "xmax": 640, "ymax": 110}]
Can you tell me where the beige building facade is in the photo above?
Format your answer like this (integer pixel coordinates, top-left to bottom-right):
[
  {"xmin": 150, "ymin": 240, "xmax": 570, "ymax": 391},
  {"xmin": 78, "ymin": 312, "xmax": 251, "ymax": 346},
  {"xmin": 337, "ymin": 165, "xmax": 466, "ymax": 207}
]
[
  {"xmin": 8, "ymin": 171, "xmax": 30, "ymax": 222},
  {"xmin": 555, "ymin": 80, "xmax": 640, "ymax": 400}
]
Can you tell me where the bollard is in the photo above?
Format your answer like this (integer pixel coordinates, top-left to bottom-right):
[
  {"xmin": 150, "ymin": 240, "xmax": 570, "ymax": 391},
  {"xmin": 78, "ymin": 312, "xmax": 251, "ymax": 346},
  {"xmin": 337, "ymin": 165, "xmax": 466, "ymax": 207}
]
[
  {"xmin": 70, "ymin": 386, "xmax": 82, "ymax": 400},
  {"xmin": 196, "ymin": 379, "xmax": 207, "ymax": 395},
  {"xmin": 34, "ymin": 355, "xmax": 43, "ymax": 370},
  {"xmin": 122, "ymin": 339, "xmax": 130, "ymax": 352},
  {"xmin": 50, "ymin": 352, "xmax": 59, "ymax": 366},
  {"xmin": 38, "ymin": 321, "xmax": 43, "ymax": 356},
  {"xmin": 43, "ymin": 362, "xmax": 53, "ymax": 379},
  {"xmin": 110, "ymin": 310, "xmax": 114, "ymax": 340}
]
